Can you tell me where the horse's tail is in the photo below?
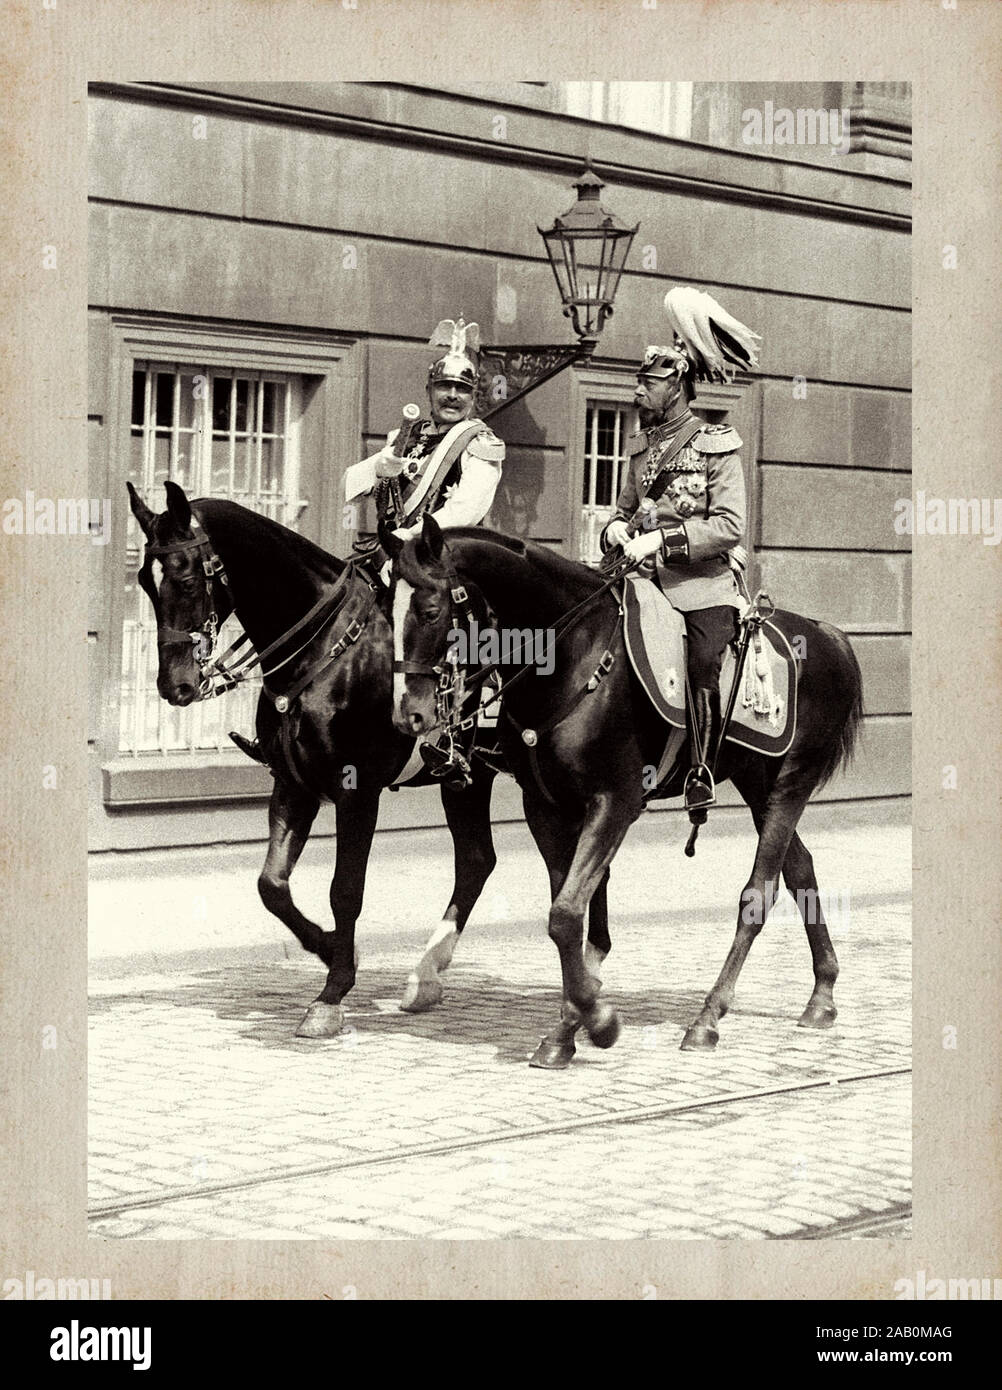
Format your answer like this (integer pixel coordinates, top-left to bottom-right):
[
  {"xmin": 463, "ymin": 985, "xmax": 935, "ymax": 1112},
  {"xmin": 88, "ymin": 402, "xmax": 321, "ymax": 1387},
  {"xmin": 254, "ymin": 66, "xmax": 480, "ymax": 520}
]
[{"xmin": 811, "ymin": 622, "xmax": 865, "ymax": 790}]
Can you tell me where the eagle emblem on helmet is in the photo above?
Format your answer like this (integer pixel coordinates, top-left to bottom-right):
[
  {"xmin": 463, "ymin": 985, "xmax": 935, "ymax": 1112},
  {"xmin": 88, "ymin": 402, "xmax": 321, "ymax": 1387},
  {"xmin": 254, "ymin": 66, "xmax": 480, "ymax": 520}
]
[{"xmin": 428, "ymin": 317, "xmax": 481, "ymax": 389}]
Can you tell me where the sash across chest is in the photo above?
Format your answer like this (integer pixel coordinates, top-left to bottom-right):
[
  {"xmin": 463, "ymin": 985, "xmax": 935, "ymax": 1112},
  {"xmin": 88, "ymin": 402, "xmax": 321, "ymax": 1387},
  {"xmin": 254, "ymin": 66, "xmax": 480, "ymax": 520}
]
[{"xmin": 638, "ymin": 418, "xmax": 704, "ymax": 504}]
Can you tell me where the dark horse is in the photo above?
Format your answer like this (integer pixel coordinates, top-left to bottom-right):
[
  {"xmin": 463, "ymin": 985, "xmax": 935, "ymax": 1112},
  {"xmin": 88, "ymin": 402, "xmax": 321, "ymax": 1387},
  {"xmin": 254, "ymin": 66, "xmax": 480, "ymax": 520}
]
[
  {"xmin": 128, "ymin": 482, "xmax": 611, "ymax": 1037},
  {"xmin": 387, "ymin": 517, "xmax": 864, "ymax": 1068},
  {"xmin": 126, "ymin": 483, "xmax": 486, "ymax": 1035}
]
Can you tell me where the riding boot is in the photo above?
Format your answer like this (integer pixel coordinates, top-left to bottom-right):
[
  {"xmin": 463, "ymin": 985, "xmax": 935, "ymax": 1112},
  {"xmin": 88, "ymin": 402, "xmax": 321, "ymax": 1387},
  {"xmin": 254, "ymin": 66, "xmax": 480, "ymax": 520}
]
[
  {"xmin": 229, "ymin": 731, "xmax": 268, "ymax": 766},
  {"xmin": 683, "ymin": 686, "xmax": 721, "ymax": 822},
  {"xmin": 419, "ymin": 736, "xmax": 472, "ymax": 791},
  {"xmin": 351, "ymin": 539, "xmax": 390, "ymax": 588}
]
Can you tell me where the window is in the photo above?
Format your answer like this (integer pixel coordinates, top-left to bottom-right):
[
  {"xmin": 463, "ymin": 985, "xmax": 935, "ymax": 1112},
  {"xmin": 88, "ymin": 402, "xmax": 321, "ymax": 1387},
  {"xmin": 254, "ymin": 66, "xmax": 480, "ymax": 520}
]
[
  {"xmin": 580, "ymin": 401, "xmax": 637, "ymax": 565},
  {"xmin": 562, "ymin": 83, "xmax": 694, "ymax": 139},
  {"xmin": 119, "ymin": 363, "xmax": 304, "ymax": 756}
]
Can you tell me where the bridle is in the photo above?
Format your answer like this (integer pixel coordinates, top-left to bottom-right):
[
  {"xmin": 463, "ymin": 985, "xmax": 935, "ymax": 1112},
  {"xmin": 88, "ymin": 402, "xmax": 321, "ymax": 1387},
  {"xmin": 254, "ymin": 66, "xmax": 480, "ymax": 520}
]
[
  {"xmin": 392, "ymin": 560, "xmax": 481, "ymax": 774},
  {"xmin": 140, "ymin": 518, "xmax": 375, "ymax": 705},
  {"xmin": 139, "ymin": 520, "xmax": 232, "ymax": 697}
]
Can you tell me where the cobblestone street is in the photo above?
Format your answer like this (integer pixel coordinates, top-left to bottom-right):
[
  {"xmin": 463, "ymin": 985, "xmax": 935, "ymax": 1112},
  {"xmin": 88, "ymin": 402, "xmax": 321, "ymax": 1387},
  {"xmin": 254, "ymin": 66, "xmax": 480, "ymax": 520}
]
[{"xmin": 89, "ymin": 802, "xmax": 910, "ymax": 1240}]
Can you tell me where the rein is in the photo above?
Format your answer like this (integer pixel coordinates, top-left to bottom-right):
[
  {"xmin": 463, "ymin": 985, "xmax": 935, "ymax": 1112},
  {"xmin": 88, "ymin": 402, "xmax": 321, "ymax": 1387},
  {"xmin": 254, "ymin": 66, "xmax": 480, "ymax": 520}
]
[{"xmin": 396, "ymin": 554, "xmax": 640, "ymax": 780}]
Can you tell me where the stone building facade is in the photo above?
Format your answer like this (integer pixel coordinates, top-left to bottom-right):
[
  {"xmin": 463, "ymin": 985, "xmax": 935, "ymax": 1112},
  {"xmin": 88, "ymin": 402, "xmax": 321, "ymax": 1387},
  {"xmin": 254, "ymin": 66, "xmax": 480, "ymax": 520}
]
[{"xmin": 87, "ymin": 81, "xmax": 911, "ymax": 851}]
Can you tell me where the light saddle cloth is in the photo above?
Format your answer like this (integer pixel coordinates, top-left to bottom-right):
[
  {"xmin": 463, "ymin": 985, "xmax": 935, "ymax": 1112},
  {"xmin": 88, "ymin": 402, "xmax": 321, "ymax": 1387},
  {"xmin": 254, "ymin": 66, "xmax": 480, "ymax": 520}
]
[{"xmin": 621, "ymin": 574, "xmax": 798, "ymax": 773}]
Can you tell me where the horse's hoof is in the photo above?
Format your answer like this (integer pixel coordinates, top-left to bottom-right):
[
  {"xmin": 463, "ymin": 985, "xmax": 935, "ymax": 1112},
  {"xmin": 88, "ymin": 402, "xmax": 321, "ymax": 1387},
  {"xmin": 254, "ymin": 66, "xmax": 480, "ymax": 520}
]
[
  {"xmin": 399, "ymin": 976, "xmax": 443, "ymax": 1013},
  {"xmin": 680, "ymin": 1023, "xmax": 719, "ymax": 1051},
  {"xmin": 797, "ymin": 1002, "xmax": 837, "ymax": 1030},
  {"xmin": 295, "ymin": 1002, "xmax": 347, "ymax": 1038},
  {"xmin": 529, "ymin": 1036, "xmax": 577, "ymax": 1069},
  {"xmin": 584, "ymin": 1002, "xmax": 621, "ymax": 1050}
]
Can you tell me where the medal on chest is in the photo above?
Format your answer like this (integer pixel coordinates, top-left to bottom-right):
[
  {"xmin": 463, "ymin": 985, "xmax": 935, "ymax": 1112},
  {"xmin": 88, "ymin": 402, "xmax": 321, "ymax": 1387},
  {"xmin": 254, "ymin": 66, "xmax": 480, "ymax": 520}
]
[
  {"xmin": 640, "ymin": 423, "xmax": 689, "ymax": 489},
  {"xmin": 640, "ymin": 445, "xmax": 667, "ymax": 491},
  {"xmin": 641, "ymin": 441, "xmax": 708, "ymax": 518},
  {"xmin": 402, "ymin": 424, "xmax": 443, "ymax": 479}
]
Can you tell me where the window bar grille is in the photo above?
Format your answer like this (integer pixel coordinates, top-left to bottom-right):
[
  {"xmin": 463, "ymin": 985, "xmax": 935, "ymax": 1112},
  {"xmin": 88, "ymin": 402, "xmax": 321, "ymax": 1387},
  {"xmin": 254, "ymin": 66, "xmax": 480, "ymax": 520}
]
[
  {"xmin": 611, "ymin": 408, "xmax": 622, "ymax": 505},
  {"xmin": 588, "ymin": 407, "xmax": 599, "ymax": 508},
  {"xmin": 281, "ymin": 379, "xmax": 292, "ymax": 525},
  {"xmin": 132, "ymin": 366, "xmax": 154, "ymax": 759},
  {"xmin": 120, "ymin": 363, "xmax": 300, "ymax": 758},
  {"xmin": 191, "ymin": 370, "xmax": 210, "ymax": 751},
  {"xmin": 171, "ymin": 365, "xmax": 180, "ymax": 487},
  {"xmin": 227, "ymin": 373, "xmax": 236, "ymax": 499},
  {"xmin": 255, "ymin": 378, "xmax": 264, "ymax": 510},
  {"xmin": 292, "ymin": 380, "xmax": 305, "ymax": 527}
]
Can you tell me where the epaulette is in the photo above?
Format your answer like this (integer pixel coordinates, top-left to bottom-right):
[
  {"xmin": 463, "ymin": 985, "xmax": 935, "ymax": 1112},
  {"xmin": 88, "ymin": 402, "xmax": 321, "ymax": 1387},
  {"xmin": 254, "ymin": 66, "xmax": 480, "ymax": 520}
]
[
  {"xmin": 693, "ymin": 422, "xmax": 742, "ymax": 454},
  {"xmin": 466, "ymin": 428, "xmax": 505, "ymax": 464},
  {"xmin": 627, "ymin": 432, "xmax": 648, "ymax": 457}
]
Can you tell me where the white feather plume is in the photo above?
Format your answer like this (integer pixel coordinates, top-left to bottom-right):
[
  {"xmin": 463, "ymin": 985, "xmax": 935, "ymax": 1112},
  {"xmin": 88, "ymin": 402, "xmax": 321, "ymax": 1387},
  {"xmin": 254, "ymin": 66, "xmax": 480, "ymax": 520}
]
[{"xmin": 663, "ymin": 287, "xmax": 760, "ymax": 381}]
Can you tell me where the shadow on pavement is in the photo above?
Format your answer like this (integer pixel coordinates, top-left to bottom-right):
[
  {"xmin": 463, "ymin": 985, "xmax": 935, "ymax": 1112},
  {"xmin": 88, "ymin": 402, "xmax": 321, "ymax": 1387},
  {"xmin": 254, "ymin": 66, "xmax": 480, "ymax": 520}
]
[{"xmin": 88, "ymin": 959, "xmax": 712, "ymax": 1063}]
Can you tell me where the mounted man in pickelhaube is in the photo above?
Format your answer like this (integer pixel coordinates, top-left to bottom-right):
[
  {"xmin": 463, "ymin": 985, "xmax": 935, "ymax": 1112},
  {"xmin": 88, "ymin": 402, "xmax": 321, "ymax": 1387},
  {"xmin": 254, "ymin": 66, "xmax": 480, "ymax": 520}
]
[
  {"xmin": 230, "ymin": 316, "xmax": 504, "ymax": 766},
  {"xmin": 347, "ymin": 316, "xmax": 505, "ymax": 574},
  {"xmin": 600, "ymin": 286, "xmax": 760, "ymax": 824}
]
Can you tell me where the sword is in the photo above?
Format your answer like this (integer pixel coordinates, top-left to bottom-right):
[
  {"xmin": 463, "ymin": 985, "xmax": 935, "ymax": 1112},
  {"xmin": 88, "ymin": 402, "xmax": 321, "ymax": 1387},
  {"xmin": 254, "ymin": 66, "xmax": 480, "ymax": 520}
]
[
  {"xmin": 627, "ymin": 497, "xmax": 658, "ymax": 537},
  {"xmin": 387, "ymin": 403, "xmax": 422, "ymax": 525},
  {"xmin": 711, "ymin": 591, "xmax": 775, "ymax": 774}
]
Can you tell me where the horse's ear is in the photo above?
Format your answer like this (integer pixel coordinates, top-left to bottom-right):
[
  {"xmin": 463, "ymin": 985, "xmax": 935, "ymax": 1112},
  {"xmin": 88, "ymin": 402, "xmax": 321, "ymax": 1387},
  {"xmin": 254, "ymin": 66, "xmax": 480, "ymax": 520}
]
[
  {"xmin": 377, "ymin": 520, "xmax": 405, "ymax": 562},
  {"xmin": 126, "ymin": 481, "xmax": 155, "ymax": 537},
  {"xmin": 164, "ymin": 479, "xmax": 192, "ymax": 532},
  {"xmin": 420, "ymin": 511, "xmax": 444, "ymax": 563}
]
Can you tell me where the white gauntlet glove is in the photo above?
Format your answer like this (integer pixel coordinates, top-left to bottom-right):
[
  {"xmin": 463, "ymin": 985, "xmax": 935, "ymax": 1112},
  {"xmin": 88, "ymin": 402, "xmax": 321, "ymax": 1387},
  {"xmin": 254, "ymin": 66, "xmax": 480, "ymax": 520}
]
[
  {"xmin": 623, "ymin": 529, "xmax": 665, "ymax": 563},
  {"xmin": 603, "ymin": 518, "xmax": 631, "ymax": 550}
]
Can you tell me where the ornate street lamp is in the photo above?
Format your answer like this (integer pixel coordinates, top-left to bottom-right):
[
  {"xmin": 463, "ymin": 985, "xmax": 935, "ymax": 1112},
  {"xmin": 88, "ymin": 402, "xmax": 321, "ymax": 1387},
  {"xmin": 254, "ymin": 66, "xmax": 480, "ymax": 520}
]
[
  {"xmin": 476, "ymin": 164, "xmax": 639, "ymax": 419},
  {"xmin": 538, "ymin": 165, "xmax": 639, "ymax": 351}
]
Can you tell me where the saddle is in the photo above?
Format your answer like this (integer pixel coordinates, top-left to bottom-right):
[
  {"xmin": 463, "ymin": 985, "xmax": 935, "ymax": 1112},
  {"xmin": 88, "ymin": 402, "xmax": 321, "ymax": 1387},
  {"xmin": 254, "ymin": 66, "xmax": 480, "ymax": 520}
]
[{"xmin": 621, "ymin": 575, "xmax": 797, "ymax": 794}]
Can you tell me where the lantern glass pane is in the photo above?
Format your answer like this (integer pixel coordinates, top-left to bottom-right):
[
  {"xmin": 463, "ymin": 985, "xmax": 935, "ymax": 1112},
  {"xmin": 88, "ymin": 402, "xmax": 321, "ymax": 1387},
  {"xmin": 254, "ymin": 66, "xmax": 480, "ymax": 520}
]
[
  {"xmin": 542, "ymin": 231, "xmax": 574, "ymax": 303},
  {"xmin": 570, "ymin": 230, "xmax": 610, "ymax": 334},
  {"xmin": 602, "ymin": 230, "xmax": 634, "ymax": 304},
  {"xmin": 562, "ymin": 233, "xmax": 580, "ymax": 302},
  {"xmin": 573, "ymin": 231, "xmax": 602, "ymax": 304}
]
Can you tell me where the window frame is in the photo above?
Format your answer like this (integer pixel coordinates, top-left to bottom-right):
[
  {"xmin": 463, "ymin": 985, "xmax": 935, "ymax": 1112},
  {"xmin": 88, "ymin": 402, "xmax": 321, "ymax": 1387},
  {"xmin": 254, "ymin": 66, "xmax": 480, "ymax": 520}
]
[
  {"xmin": 97, "ymin": 315, "xmax": 360, "ymax": 807},
  {"xmin": 121, "ymin": 362, "xmax": 305, "ymax": 761},
  {"xmin": 566, "ymin": 364, "xmax": 640, "ymax": 566}
]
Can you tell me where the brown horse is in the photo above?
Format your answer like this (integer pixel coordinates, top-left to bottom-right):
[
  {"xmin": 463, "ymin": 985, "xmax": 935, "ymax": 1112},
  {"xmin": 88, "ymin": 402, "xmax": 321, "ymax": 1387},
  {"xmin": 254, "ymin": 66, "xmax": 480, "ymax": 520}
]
[{"xmin": 386, "ymin": 517, "xmax": 864, "ymax": 1068}]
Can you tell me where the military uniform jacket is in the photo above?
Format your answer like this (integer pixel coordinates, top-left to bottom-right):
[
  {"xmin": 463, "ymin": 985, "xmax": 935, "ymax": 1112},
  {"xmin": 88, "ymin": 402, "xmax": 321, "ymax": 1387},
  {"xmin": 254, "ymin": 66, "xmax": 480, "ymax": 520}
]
[
  {"xmin": 344, "ymin": 417, "xmax": 504, "ymax": 538},
  {"xmin": 601, "ymin": 414, "xmax": 745, "ymax": 612}
]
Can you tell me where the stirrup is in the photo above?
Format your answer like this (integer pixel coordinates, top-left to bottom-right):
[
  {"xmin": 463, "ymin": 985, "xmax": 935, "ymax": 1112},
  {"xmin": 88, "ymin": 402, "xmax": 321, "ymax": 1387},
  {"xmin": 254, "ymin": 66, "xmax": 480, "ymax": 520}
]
[
  {"xmin": 229, "ymin": 731, "xmax": 267, "ymax": 766},
  {"xmin": 684, "ymin": 763, "xmax": 716, "ymax": 812}
]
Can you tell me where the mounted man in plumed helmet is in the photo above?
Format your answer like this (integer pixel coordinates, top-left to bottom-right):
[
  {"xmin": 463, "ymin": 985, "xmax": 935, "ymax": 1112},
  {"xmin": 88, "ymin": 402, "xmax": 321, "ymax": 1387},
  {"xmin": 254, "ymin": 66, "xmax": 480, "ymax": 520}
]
[
  {"xmin": 600, "ymin": 286, "xmax": 760, "ymax": 824},
  {"xmin": 230, "ymin": 317, "xmax": 505, "ymax": 768},
  {"xmin": 346, "ymin": 317, "xmax": 505, "ymax": 576}
]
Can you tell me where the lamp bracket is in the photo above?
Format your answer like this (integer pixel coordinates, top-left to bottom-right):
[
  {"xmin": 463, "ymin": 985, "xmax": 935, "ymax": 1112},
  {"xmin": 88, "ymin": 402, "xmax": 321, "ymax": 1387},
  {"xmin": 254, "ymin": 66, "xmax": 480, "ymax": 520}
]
[{"xmin": 476, "ymin": 343, "xmax": 584, "ymax": 420}]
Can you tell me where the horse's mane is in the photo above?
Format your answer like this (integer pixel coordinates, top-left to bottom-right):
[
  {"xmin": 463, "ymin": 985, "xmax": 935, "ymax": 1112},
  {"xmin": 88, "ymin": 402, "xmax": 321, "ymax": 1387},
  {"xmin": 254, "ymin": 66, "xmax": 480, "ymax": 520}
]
[
  {"xmin": 444, "ymin": 526, "xmax": 605, "ymax": 593},
  {"xmin": 193, "ymin": 498, "xmax": 345, "ymax": 579}
]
